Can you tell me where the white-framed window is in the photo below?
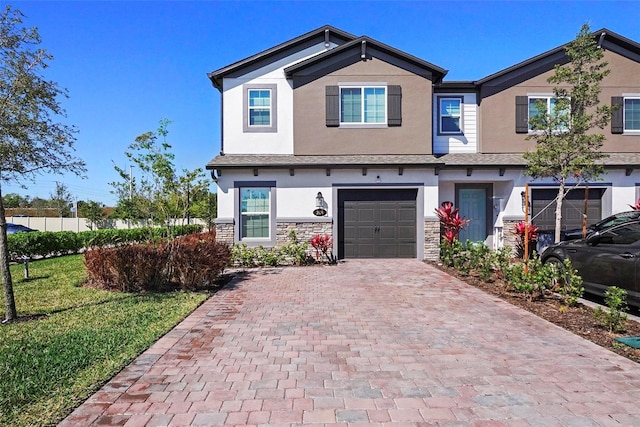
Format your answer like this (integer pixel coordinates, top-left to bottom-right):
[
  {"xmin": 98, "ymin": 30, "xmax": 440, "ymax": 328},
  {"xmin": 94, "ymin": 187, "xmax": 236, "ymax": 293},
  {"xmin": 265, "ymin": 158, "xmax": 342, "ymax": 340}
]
[
  {"xmin": 248, "ymin": 89, "xmax": 271, "ymax": 127},
  {"xmin": 243, "ymin": 84, "xmax": 277, "ymax": 133},
  {"xmin": 240, "ymin": 187, "xmax": 270, "ymax": 239},
  {"xmin": 340, "ymin": 86, "xmax": 386, "ymax": 124},
  {"xmin": 624, "ymin": 97, "xmax": 640, "ymax": 132},
  {"xmin": 439, "ymin": 97, "xmax": 462, "ymax": 134},
  {"xmin": 528, "ymin": 96, "xmax": 569, "ymax": 132}
]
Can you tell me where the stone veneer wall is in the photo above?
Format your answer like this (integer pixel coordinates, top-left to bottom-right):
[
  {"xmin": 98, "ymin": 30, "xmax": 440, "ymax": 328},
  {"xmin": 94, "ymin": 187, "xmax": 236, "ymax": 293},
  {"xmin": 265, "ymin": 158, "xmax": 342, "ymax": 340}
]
[
  {"xmin": 502, "ymin": 218, "xmax": 523, "ymax": 256},
  {"xmin": 276, "ymin": 221, "xmax": 333, "ymax": 246},
  {"xmin": 424, "ymin": 219, "xmax": 441, "ymax": 261},
  {"xmin": 215, "ymin": 222, "xmax": 234, "ymax": 245}
]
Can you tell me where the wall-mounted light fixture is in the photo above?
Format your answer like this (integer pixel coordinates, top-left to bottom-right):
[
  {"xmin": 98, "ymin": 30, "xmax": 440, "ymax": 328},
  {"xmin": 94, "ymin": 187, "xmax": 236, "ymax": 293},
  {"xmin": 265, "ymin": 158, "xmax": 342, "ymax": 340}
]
[{"xmin": 314, "ymin": 192, "xmax": 327, "ymax": 216}]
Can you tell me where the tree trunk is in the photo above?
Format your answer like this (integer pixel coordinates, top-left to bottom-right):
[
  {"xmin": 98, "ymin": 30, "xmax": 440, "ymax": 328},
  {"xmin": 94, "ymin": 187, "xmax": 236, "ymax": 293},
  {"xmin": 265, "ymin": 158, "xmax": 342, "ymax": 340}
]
[
  {"xmin": 555, "ymin": 182, "xmax": 566, "ymax": 243},
  {"xmin": 0, "ymin": 186, "xmax": 17, "ymax": 321}
]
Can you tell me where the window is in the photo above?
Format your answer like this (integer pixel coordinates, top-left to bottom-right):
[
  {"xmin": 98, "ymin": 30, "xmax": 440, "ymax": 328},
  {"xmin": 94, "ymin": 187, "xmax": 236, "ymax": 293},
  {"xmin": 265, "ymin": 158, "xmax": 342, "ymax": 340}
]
[
  {"xmin": 527, "ymin": 96, "xmax": 569, "ymax": 132},
  {"xmin": 625, "ymin": 98, "xmax": 640, "ymax": 131},
  {"xmin": 240, "ymin": 188, "xmax": 270, "ymax": 239},
  {"xmin": 248, "ymin": 90, "xmax": 271, "ymax": 126},
  {"xmin": 340, "ymin": 86, "xmax": 386, "ymax": 124},
  {"xmin": 243, "ymin": 84, "xmax": 277, "ymax": 133},
  {"xmin": 438, "ymin": 97, "xmax": 462, "ymax": 134}
]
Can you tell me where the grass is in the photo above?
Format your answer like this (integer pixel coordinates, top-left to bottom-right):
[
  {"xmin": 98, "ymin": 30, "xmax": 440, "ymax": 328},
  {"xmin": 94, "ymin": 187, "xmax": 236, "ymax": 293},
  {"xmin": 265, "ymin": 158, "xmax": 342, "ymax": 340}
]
[{"xmin": 0, "ymin": 255, "xmax": 210, "ymax": 427}]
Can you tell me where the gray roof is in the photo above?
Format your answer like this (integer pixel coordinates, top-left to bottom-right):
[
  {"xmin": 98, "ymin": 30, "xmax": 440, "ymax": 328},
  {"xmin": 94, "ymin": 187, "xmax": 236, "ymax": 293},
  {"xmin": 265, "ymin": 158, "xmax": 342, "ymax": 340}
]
[{"xmin": 207, "ymin": 152, "xmax": 640, "ymax": 170}]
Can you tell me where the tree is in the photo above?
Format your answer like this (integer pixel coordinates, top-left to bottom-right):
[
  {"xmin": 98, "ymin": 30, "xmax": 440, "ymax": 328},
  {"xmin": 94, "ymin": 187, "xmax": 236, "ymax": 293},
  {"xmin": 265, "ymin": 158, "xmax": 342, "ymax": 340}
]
[
  {"xmin": 2, "ymin": 192, "xmax": 28, "ymax": 208},
  {"xmin": 111, "ymin": 119, "xmax": 207, "ymax": 234},
  {"xmin": 0, "ymin": 6, "xmax": 86, "ymax": 321},
  {"xmin": 190, "ymin": 189, "xmax": 217, "ymax": 231},
  {"xmin": 523, "ymin": 23, "xmax": 613, "ymax": 243},
  {"xmin": 78, "ymin": 200, "xmax": 107, "ymax": 229},
  {"xmin": 49, "ymin": 181, "xmax": 72, "ymax": 217}
]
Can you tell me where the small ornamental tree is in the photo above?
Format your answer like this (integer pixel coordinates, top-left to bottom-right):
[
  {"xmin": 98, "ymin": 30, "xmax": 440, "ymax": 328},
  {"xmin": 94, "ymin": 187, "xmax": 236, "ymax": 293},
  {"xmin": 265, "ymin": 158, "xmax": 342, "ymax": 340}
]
[
  {"xmin": 310, "ymin": 234, "xmax": 334, "ymax": 263},
  {"xmin": 524, "ymin": 23, "xmax": 613, "ymax": 243},
  {"xmin": 435, "ymin": 201, "xmax": 469, "ymax": 244},
  {"xmin": 629, "ymin": 198, "xmax": 640, "ymax": 211}
]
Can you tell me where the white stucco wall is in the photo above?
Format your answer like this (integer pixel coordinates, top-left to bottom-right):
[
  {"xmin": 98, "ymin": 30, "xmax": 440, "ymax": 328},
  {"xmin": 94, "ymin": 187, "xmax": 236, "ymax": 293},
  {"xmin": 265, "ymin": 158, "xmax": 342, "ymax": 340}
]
[{"xmin": 222, "ymin": 42, "xmax": 335, "ymax": 155}]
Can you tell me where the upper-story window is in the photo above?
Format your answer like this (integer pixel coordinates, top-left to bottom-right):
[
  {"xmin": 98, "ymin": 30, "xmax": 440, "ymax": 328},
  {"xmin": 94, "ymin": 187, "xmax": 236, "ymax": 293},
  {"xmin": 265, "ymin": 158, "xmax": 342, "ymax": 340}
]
[
  {"xmin": 340, "ymin": 86, "xmax": 386, "ymax": 124},
  {"xmin": 528, "ymin": 96, "xmax": 569, "ymax": 132},
  {"xmin": 624, "ymin": 98, "xmax": 640, "ymax": 132},
  {"xmin": 243, "ymin": 84, "xmax": 277, "ymax": 133},
  {"xmin": 438, "ymin": 97, "xmax": 463, "ymax": 134},
  {"xmin": 249, "ymin": 90, "xmax": 272, "ymax": 126}
]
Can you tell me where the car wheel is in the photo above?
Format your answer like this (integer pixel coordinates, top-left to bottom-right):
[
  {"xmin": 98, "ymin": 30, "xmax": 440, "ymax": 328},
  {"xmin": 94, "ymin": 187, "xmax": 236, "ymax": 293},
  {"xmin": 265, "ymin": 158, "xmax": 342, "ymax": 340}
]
[{"xmin": 544, "ymin": 256, "xmax": 569, "ymax": 289}]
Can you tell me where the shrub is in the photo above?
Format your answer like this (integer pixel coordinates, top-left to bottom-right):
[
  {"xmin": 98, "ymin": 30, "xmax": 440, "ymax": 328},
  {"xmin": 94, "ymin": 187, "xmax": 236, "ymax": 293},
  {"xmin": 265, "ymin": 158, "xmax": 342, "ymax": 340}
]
[
  {"xmin": 594, "ymin": 286, "xmax": 628, "ymax": 333},
  {"xmin": 550, "ymin": 258, "xmax": 584, "ymax": 307},
  {"xmin": 512, "ymin": 221, "xmax": 539, "ymax": 259},
  {"xmin": 440, "ymin": 238, "xmax": 464, "ymax": 268},
  {"xmin": 84, "ymin": 244, "xmax": 167, "ymax": 292},
  {"xmin": 84, "ymin": 230, "xmax": 230, "ymax": 292},
  {"xmin": 504, "ymin": 255, "xmax": 555, "ymax": 300},
  {"xmin": 310, "ymin": 234, "xmax": 335, "ymax": 263},
  {"xmin": 280, "ymin": 230, "xmax": 312, "ymax": 265},
  {"xmin": 169, "ymin": 231, "xmax": 231, "ymax": 290},
  {"xmin": 435, "ymin": 201, "xmax": 469, "ymax": 244},
  {"xmin": 467, "ymin": 242, "xmax": 494, "ymax": 281}
]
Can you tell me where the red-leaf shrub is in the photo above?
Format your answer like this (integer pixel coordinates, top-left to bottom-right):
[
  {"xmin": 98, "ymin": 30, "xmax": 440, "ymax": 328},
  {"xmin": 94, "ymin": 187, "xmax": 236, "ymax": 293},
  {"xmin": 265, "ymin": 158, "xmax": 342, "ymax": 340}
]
[
  {"xmin": 629, "ymin": 198, "xmax": 640, "ymax": 210},
  {"xmin": 512, "ymin": 221, "xmax": 539, "ymax": 258},
  {"xmin": 169, "ymin": 231, "xmax": 231, "ymax": 290},
  {"xmin": 435, "ymin": 201, "xmax": 470, "ymax": 244},
  {"xmin": 84, "ymin": 244, "xmax": 167, "ymax": 292},
  {"xmin": 309, "ymin": 234, "xmax": 334, "ymax": 263},
  {"xmin": 84, "ymin": 231, "xmax": 231, "ymax": 292}
]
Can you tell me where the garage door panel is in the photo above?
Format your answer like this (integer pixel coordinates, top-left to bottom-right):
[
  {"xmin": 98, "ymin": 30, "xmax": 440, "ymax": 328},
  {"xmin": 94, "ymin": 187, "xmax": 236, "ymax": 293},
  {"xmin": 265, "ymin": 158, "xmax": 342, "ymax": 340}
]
[
  {"xmin": 339, "ymin": 189, "xmax": 417, "ymax": 258},
  {"xmin": 532, "ymin": 188, "xmax": 603, "ymax": 231}
]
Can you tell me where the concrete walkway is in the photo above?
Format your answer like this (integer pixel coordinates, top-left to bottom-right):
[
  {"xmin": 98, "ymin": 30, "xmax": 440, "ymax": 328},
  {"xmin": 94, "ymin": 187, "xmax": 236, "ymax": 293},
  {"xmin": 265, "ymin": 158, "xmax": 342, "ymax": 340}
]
[{"xmin": 60, "ymin": 260, "xmax": 640, "ymax": 426}]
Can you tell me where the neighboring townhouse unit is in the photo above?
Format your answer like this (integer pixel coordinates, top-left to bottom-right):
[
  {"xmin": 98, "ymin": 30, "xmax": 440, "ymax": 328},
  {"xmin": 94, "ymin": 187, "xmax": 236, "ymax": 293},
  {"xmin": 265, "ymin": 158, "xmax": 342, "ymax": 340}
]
[{"xmin": 206, "ymin": 25, "xmax": 640, "ymax": 260}]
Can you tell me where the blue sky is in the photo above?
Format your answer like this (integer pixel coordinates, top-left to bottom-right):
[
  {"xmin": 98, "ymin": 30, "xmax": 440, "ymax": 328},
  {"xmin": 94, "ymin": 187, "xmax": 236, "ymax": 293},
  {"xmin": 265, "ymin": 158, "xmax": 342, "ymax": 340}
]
[{"xmin": 4, "ymin": 0, "xmax": 640, "ymax": 206}]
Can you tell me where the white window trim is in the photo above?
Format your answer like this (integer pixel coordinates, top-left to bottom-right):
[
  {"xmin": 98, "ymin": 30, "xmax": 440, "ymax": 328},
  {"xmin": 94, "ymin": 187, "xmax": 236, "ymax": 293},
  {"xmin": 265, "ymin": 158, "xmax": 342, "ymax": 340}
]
[
  {"xmin": 339, "ymin": 84, "xmax": 388, "ymax": 127},
  {"xmin": 623, "ymin": 95, "xmax": 640, "ymax": 134},
  {"xmin": 438, "ymin": 96, "xmax": 463, "ymax": 135},
  {"xmin": 248, "ymin": 89, "xmax": 272, "ymax": 128}
]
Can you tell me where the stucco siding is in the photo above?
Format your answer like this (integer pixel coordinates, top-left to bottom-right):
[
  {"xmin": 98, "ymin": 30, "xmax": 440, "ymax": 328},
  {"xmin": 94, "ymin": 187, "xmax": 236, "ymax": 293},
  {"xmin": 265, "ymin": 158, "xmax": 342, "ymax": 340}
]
[
  {"xmin": 293, "ymin": 58, "xmax": 433, "ymax": 155},
  {"xmin": 480, "ymin": 49, "xmax": 640, "ymax": 153}
]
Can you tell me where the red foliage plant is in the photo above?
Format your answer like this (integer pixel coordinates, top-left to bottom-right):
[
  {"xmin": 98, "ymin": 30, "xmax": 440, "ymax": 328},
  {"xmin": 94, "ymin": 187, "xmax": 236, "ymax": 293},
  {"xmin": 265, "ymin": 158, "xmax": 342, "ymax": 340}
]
[
  {"xmin": 629, "ymin": 198, "xmax": 640, "ymax": 210},
  {"xmin": 310, "ymin": 234, "xmax": 333, "ymax": 262},
  {"xmin": 435, "ymin": 202, "xmax": 470, "ymax": 244},
  {"xmin": 512, "ymin": 221, "xmax": 539, "ymax": 241},
  {"xmin": 84, "ymin": 231, "xmax": 231, "ymax": 292}
]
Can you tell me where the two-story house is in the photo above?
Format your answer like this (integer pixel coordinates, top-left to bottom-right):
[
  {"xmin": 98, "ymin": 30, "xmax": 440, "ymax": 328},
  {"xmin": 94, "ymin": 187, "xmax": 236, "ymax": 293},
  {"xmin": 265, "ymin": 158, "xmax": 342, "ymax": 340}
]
[{"xmin": 206, "ymin": 25, "xmax": 640, "ymax": 260}]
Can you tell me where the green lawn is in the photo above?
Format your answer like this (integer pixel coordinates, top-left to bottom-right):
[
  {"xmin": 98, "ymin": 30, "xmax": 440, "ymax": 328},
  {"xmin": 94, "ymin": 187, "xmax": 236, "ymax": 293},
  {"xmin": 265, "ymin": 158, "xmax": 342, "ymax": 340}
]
[{"xmin": 0, "ymin": 255, "xmax": 210, "ymax": 427}]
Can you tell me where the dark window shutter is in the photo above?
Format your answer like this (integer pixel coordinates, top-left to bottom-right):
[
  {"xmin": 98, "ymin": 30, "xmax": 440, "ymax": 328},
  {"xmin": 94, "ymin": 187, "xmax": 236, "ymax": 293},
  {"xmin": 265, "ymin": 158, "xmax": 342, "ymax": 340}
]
[
  {"xmin": 612, "ymin": 96, "xmax": 624, "ymax": 134},
  {"xmin": 387, "ymin": 85, "xmax": 402, "ymax": 126},
  {"xmin": 326, "ymin": 86, "xmax": 340, "ymax": 127},
  {"xmin": 515, "ymin": 96, "xmax": 529, "ymax": 133}
]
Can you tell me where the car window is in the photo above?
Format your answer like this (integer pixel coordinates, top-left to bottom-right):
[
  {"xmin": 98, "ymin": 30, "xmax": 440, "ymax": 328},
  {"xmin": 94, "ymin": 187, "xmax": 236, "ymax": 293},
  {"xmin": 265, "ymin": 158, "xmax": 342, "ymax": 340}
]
[
  {"xmin": 597, "ymin": 212, "xmax": 640, "ymax": 229},
  {"xmin": 599, "ymin": 222, "xmax": 640, "ymax": 245}
]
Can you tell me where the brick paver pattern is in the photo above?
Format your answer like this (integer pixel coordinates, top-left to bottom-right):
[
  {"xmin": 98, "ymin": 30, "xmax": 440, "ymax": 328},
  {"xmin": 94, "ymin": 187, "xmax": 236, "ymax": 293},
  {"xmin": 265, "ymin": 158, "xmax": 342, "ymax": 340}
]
[{"xmin": 60, "ymin": 260, "xmax": 640, "ymax": 426}]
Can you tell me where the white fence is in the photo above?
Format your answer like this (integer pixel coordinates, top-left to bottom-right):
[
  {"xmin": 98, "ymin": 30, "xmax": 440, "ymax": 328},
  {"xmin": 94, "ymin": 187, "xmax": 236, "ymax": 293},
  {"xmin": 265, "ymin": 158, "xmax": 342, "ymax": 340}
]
[{"xmin": 6, "ymin": 217, "xmax": 208, "ymax": 233}]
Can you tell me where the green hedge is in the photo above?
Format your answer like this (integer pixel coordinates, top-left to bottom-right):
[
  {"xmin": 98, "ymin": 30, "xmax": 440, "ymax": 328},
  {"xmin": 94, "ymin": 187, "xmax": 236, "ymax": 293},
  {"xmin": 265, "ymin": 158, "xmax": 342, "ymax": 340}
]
[{"xmin": 8, "ymin": 225, "xmax": 203, "ymax": 260}]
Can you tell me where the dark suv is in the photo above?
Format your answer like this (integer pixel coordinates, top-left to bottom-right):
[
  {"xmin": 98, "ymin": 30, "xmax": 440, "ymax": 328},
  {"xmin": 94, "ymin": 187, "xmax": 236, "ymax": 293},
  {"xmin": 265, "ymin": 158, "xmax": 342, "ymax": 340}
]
[{"xmin": 562, "ymin": 210, "xmax": 640, "ymax": 241}]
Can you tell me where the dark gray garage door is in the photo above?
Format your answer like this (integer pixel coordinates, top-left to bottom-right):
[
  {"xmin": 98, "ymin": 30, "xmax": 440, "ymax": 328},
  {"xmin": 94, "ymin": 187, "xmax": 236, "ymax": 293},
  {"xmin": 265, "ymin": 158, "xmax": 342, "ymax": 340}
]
[
  {"xmin": 532, "ymin": 188, "xmax": 603, "ymax": 232},
  {"xmin": 338, "ymin": 189, "xmax": 417, "ymax": 259}
]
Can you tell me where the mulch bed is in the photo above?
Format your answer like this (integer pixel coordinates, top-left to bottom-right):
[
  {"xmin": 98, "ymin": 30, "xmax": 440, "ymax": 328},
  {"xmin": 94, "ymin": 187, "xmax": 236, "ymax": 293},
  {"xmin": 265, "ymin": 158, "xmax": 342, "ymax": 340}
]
[{"xmin": 433, "ymin": 263, "xmax": 640, "ymax": 364}]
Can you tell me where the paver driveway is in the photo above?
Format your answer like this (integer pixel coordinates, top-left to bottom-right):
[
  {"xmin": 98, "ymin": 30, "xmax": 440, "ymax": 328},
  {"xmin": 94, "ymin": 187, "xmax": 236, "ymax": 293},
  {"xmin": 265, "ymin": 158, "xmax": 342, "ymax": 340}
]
[{"xmin": 61, "ymin": 259, "xmax": 640, "ymax": 426}]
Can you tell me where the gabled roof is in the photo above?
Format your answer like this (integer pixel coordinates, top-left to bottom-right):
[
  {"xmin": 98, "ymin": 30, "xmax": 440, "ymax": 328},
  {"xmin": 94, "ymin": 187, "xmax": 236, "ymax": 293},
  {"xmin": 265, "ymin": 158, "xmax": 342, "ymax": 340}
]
[
  {"xmin": 475, "ymin": 28, "xmax": 640, "ymax": 97},
  {"xmin": 207, "ymin": 25, "xmax": 357, "ymax": 90},
  {"xmin": 284, "ymin": 36, "xmax": 447, "ymax": 87}
]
